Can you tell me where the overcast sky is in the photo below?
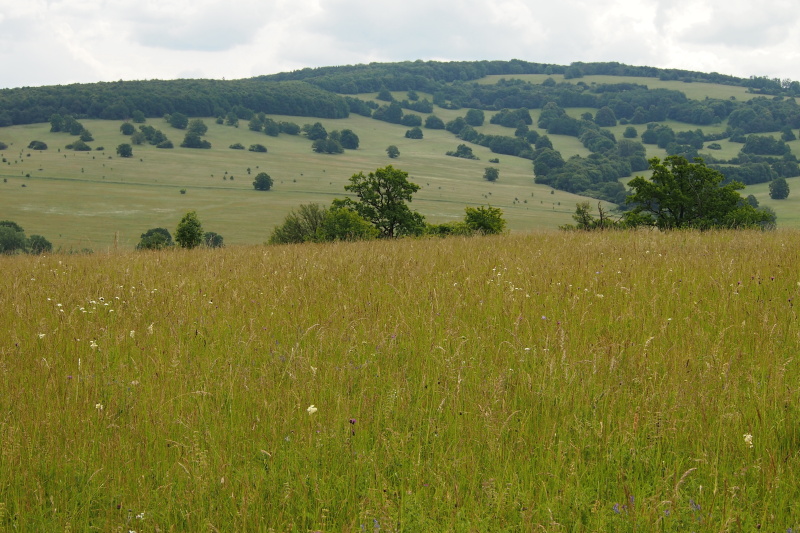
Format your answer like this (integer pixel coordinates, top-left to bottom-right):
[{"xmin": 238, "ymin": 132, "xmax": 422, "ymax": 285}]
[{"xmin": 1, "ymin": 0, "xmax": 799, "ymax": 90}]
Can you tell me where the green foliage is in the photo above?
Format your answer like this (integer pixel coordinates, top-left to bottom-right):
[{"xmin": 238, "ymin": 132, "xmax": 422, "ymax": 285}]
[
  {"xmin": 136, "ymin": 228, "xmax": 174, "ymax": 250},
  {"xmin": 742, "ymin": 135, "xmax": 791, "ymax": 156},
  {"xmin": 405, "ymin": 127, "xmax": 423, "ymax": 139},
  {"xmin": 464, "ymin": 205, "xmax": 506, "ymax": 234},
  {"xmin": 312, "ymin": 138, "xmax": 344, "ymax": 154},
  {"xmin": 120, "ymin": 123, "xmax": 135, "ymax": 135},
  {"xmin": 769, "ymin": 177, "xmax": 790, "ymax": 199},
  {"xmin": 229, "ymin": 143, "xmax": 245, "ymax": 150},
  {"xmin": 594, "ymin": 106, "xmax": 617, "ymax": 126},
  {"xmin": 625, "ymin": 156, "xmax": 774, "ymax": 229},
  {"xmin": 168, "ymin": 112, "xmax": 189, "ymax": 129},
  {"xmin": 623, "ymin": 126, "xmax": 638, "ymax": 138},
  {"xmin": 338, "ymin": 129, "xmax": 359, "ymax": 149},
  {"xmin": 27, "ymin": 234, "xmax": 52, "ymax": 254},
  {"xmin": 304, "ymin": 122, "xmax": 328, "ymax": 140},
  {"xmin": 116, "ymin": 143, "xmax": 133, "ymax": 158},
  {"xmin": 335, "ymin": 165, "xmax": 424, "ymax": 238},
  {"xmin": 0, "ymin": 222, "xmax": 27, "ymax": 254},
  {"xmin": 446, "ymin": 144, "xmax": 477, "ymax": 160},
  {"xmin": 386, "ymin": 145, "xmax": 400, "ymax": 158},
  {"xmin": 483, "ymin": 167, "xmax": 499, "ymax": 182},
  {"xmin": 187, "ymin": 119, "xmax": 208, "ymax": 136},
  {"xmin": 248, "ymin": 144, "xmax": 267, "ymax": 153},
  {"xmin": 180, "ymin": 132, "xmax": 211, "ymax": 149},
  {"xmin": 465, "ymin": 109, "xmax": 485, "ymax": 126},
  {"xmin": 253, "ymin": 172, "xmax": 274, "ymax": 191},
  {"xmin": 131, "ymin": 110, "xmax": 146, "ymax": 123},
  {"xmin": 27, "ymin": 140, "xmax": 47, "ymax": 150},
  {"xmin": 268, "ymin": 203, "xmax": 328, "ymax": 244},
  {"xmin": 424, "ymin": 115, "xmax": 445, "ymax": 129},
  {"xmin": 175, "ymin": 211, "xmax": 204, "ymax": 249},
  {"xmin": 560, "ymin": 202, "xmax": 623, "ymax": 231},
  {"xmin": 68, "ymin": 140, "xmax": 91, "ymax": 151},
  {"xmin": 203, "ymin": 231, "xmax": 224, "ymax": 248}
]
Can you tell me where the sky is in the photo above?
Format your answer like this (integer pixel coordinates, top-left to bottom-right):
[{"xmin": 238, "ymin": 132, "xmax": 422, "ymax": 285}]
[{"xmin": 1, "ymin": 0, "xmax": 799, "ymax": 89}]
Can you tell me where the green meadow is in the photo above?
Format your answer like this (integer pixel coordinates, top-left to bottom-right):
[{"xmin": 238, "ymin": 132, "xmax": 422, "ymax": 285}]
[
  {"xmin": 3, "ymin": 76, "xmax": 800, "ymax": 251},
  {"xmin": 2, "ymin": 230, "xmax": 799, "ymax": 530}
]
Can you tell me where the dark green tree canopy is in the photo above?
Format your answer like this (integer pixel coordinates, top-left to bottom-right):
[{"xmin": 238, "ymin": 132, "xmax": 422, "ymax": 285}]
[
  {"xmin": 769, "ymin": 177, "xmax": 790, "ymax": 199},
  {"xmin": 137, "ymin": 228, "xmax": 174, "ymax": 250},
  {"xmin": 464, "ymin": 205, "xmax": 506, "ymax": 234},
  {"xmin": 253, "ymin": 172, "xmax": 274, "ymax": 190},
  {"xmin": 386, "ymin": 145, "xmax": 400, "ymax": 158},
  {"xmin": 116, "ymin": 143, "xmax": 133, "ymax": 157},
  {"xmin": 484, "ymin": 167, "xmax": 499, "ymax": 182},
  {"xmin": 335, "ymin": 165, "xmax": 423, "ymax": 238},
  {"xmin": 625, "ymin": 156, "xmax": 774, "ymax": 229}
]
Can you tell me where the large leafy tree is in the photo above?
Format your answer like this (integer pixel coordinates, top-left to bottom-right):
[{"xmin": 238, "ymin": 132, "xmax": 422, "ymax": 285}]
[
  {"xmin": 334, "ymin": 165, "xmax": 424, "ymax": 238},
  {"xmin": 625, "ymin": 156, "xmax": 774, "ymax": 229},
  {"xmin": 769, "ymin": 177, "xmax": 790, "ymax": 199},
  {"xmin": 137, "ymin": 228, "xmax": 174, "ymax": 250},
  {"xmin": 175, "ymin": 211, "xmax": 204, "ymax": 249}
]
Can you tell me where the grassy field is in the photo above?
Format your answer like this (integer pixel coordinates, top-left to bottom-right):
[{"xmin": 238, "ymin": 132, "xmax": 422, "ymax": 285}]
[
  {"xmin": 1, "ymin": 79, "xmax": 799, "ymax": 251},
  {"xmin": 0, "ymin": 115, "xmax": 591, "ymax": 250},
  {"xmin": 1, "ymin": 230, "xmax": 799, "ymax": 530}
]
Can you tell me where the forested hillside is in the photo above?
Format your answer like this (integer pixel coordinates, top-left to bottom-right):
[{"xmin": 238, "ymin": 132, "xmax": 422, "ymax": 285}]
[{"xmin": 2, "ymin": 59, "xmax": 800, "ymax": 204}]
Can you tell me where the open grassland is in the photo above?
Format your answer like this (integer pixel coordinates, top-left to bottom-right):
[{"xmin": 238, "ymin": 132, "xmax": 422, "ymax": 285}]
[
  {"xmin": 0, "ymin": 117, "xmax": 589, "ymax": 250},
  {"xmin": 2, "ymin": 79, "xmax": 800, "ymax": 251},
  {"xmin": 1, "ymin": 230, "xmax": 799, "ymax": 530}
]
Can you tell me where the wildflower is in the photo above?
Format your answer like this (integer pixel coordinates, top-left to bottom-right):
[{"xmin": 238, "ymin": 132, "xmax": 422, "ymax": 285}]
[
  {"xmin": 744, "ymin": 433, "xmax": 754, "ymax": 448},
  {"xmin": 95, "ymin": 403, "xmax": 104, "ymax": 410},
  {"xmin": 147, "ymin": 323, "xmax": 154, "ymax": 335},
  {"xmin": 38, "ymin": 333, "xmax": 45, "ymax": 339},
  {"xmin": 307, "ymin": 405, "xmax": 318, "ymax": 415},
  {"xmin": 90, "ymin": 340, "xmax": 98, "ymax": 350},
  {"xmin": 130, "ymin": 331, "xmax": 135, "ymax": 339},
  {"xmin": 349, "ymin": 418, "xmax": 357, "ymax": 425}
]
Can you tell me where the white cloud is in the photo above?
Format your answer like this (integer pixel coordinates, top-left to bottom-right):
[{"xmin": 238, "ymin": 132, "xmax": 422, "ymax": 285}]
[{"xmin": 0, "ymin": 0, "xmax": 798, "ymax": 89}]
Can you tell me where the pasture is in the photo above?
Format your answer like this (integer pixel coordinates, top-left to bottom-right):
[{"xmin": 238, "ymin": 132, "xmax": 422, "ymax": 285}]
[{"xmin": 1, "ymin": 230, "xmax": 799, "ymax": 530}]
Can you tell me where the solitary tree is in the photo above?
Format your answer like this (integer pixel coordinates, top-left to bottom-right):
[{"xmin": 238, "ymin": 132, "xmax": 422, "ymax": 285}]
[
  {"xmin": 253, "ymin": 172, "xmax": 274, "ymax": 191},
  {"xmin": 175, "ymin": 211, "xmax": 204, "ymax": 249},
  {"xmin": 386, "ymin": 145, "xmax": 400, "ymax": 158},
  {"xmin": 116, "ymin": 143, "xmax": 133, "ymax": 157},
  {"xmin": 484, "ymin": 167, "xmax": 500, "ymax": 182},
  {"xmin": 120, "ymin": 123, "xmax": 135, "ymax": 135},
  {"xmin": 137, "ymin": 228, "xmax": 174, "ymax": 250},
  {"xmin": 769, "ymin": 177, "xmax": 790, "ymax": 199},
  {"xmin": 0, "ymin": 223, "xmax": 27, "ymax": 254},
  {"xmin": 625, "ymin": 156, "xmax": 774, "ymax": 229},
  {"xmin": 27, "ymin": 234, "xmax": 52, "ymax": 254},
  {"xmin": 334, "ymin": 165, "xmax": 424, "ymax": 238},
  {"xmin": 168, "ymin": 112, "xmax": 189, "ymax": 129}
]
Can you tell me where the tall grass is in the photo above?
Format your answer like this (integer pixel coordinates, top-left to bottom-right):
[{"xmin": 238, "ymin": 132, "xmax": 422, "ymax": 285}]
[{"xmin": 1, "ymin": 230, "xmax": 799, "ymax": 530}]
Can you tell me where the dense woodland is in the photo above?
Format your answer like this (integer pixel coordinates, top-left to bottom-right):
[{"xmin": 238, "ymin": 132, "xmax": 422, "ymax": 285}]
[{"xmin": 2, "ymin": 59, "xmax": 799, "ymax": 203}]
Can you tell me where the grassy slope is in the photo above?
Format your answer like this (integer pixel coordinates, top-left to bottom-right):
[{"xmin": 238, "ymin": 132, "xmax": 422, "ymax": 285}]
[
  {"xmin": 2, "ymin": 231, "xmax": 799, "ymax": 530},
  {"xmin": 1, "ymin": 78, "xmax": 798, "ymax": 249}
]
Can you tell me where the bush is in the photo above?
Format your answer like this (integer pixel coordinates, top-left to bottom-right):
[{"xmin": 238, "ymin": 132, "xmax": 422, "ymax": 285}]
[
  {"xmin": 27, "ymin": 141, "xmax": 47, "ymax": 150},
  {"xmin": 229, "ymin": 143, "xmax": 245, "ymax": 150},
  {"xmin": 204, "ymin": 232, "xmax": 224, "ymax": 248},
  {"xmin": 405, "ymin": 127, "xmax": 423, "ymax": 139},
  {"xmin": 249, "ymin": 144, "xmax": 268, "ymax": 153},
  {"xmin": 137, "ymin": 228, "xmax": 174, "ymax": 250}
]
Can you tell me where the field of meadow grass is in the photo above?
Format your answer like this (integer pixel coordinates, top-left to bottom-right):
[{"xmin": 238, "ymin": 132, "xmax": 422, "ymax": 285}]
[{"xmin": 2, "ymin": 230, "xmax": 800, "ymax": 531}]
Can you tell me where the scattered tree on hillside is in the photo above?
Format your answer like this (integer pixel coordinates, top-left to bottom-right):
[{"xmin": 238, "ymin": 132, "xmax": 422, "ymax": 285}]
[
  {"xmin": 484, "ymin": 167, "xmax": 499, "ymax": 182},
  {"xmin": 117, "ymin": 143, "xmax": 133, "ymax": 158},
  {"xmin": 446, "ymin": 144, "xmax": 478, "ymax": 160},
  {"xmin": 175, "ymin": 211, "xmax": 204, "ymax": 249},
  {"xmin": 120, "ymin": 123, "xmax": 135, "ymax": 135},
  {"xmin": 27, "ymin": 141, "xmax": 47, "ymax": 150},
  {"xmin": 27, "ymin": 234, "xmax": 52, "ymax": 254},
  {"xmin": 268, "ymin": 203, "xmax": 377, "ymax": 244},
  {"xmin": 769, "ymin": 177, "xmax": 790, "ymax": 199},
  {"xmin": 624, "ymin": 156, "xmax": 775, "ymax": 229},
  {"xmin": 137, "ymin": 228, "xmax": 174, "ymax": 250},
  {"xmin": 168, "ymin": 112, "xmax": 189, "ymax": 129},
  {"xmin": 0, "ymin": 222, "xmax": 28, "ymax": 254},
  {"xmin": 180, "ymin": 132, "xmax": 211, "ymax": 149},
  {"xmin": 253, "ymin": 172, "xmax": 274, "ymax": 191},
  {"xmin": 339, "ymin": 129, "xmax": 360, "ymax": 149},
  {"xmin": 333, "ymin": 165, "xmax": 424, "ymax": 238},
  {"xmin": 386, "ymin": 145, "xmax": 400, "ymax": 158},
  {"xmin": 187, "ymin": 119, "xmax": 208, "ymax": 136},
  {"xmin": 465, "ymin": 109, "xmax": 485, "ymax": 127},
  {"xmin": 405, "ymin": 127, "xmax": 423, "ymax": 139}
]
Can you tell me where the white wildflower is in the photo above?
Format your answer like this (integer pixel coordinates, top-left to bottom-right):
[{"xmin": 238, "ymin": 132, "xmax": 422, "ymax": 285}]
[
  {"xmin": 95, "ymin": 403, "xmax": 104, "ymax": 411},
  {"xmin": 306, "ymin": 405, "xmax": 318, "ymax": 415},
  {"xmin": 744, "ymin": 433, "xmax": 753, "ymax": 448}
]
